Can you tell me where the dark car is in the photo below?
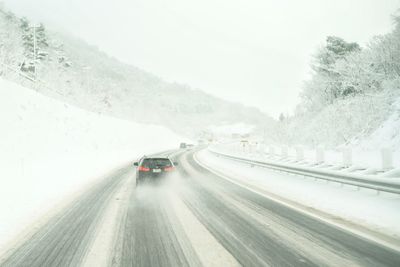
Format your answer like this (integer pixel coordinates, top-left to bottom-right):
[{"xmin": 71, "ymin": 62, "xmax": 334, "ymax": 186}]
[{"xmin": 134, "ymin": 157, "xmax": 178, "ymax": 186}]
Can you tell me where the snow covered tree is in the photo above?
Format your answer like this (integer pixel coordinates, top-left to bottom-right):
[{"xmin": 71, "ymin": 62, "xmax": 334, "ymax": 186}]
[
  {"xmin": 35, "ymin": 23, "xmax": 49, "ymax": 60},
  {"xmin": 285, "ymin": 12, "xmax": 400, "ymax": 147},
  {"xmin": 19, "ymin": 18, "xmax": 49, "ymax": 73},
  {"xmin": 301, "ymin": 36, "xmax": 362, "ymax": 109},
  {"xmin": 20, "ymin": 19, "xmax": 48, "ymax": 57},
  {"xmin": 312, "ymin": 36, "xmax": 361, "ymax": 75}
]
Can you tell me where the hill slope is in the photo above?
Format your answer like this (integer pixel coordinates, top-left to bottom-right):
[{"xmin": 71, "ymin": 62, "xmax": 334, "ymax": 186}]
[
  {"xmin": 274, "ymin": 17, "xmax": 400, "ymax": 149},
  {"xmin": 0, "ymin": 77, "xmax": 185, "ymax": 251},
  {"xmin": 0, "ymin": 6, "xmax": 275, "ymax": 138}
]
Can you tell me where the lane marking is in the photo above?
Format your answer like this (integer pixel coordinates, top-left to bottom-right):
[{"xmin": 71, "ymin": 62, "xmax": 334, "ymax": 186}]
[
  {"xmin": 217, "ymin": 189, "xmax": 363, "ymax": 267},
  {"xmin": 169, "ymin": 192, "xmax": 240, "ymax": 267},
  {"xmin": 193, "ymin": 151, "xmax": 400, "ymax": 253}
]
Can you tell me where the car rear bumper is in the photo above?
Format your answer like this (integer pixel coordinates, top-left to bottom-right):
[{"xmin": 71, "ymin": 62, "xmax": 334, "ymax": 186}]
[{"xmin": 136, "ymin": 172, "xmax": 172, "ymax": 184}]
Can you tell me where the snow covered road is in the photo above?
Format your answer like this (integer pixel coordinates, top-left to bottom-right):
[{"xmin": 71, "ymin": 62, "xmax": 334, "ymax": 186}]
[{"xmin": 1, "ymin": 148, "xmax": 400, "ymax": 267}]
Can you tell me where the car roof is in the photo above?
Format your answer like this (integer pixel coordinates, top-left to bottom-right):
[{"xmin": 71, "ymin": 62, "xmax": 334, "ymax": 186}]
[{"xmin": 142, "ymin": 157, "xmax": 171, "ymax": 160}]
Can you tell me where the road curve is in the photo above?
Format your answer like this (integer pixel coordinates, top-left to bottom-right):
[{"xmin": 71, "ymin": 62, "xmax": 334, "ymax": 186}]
[
  {"xmin": 1, "ymin": 148, "xmax": 400, "ymax": 267},
  {"xmin": 175, "ymin": 149, "xmax": 400, "ymax": 267}
]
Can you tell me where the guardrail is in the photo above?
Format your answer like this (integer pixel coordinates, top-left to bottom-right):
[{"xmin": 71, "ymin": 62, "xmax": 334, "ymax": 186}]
[
  {"xmin": 209, "ymin": 149, "xmax": 400, "ymax": 195},
  {"xmin": 225, "ymin": 142, "xmax": 395, "ymax": 171}
]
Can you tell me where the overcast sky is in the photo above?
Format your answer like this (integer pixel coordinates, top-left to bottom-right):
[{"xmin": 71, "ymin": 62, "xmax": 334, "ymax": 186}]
[{"xmin": 2, "ymin": 0, "xmax": 399, "ymax": 117}]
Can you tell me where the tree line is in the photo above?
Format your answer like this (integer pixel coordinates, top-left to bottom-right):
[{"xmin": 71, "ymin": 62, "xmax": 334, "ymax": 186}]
[{"xmin": 296, "ymin": 13, "xmax": 400, "ymax": 115}]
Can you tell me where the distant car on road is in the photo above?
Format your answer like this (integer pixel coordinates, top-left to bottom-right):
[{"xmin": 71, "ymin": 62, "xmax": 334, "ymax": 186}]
[
  {"xmin": 179, "ymin": 142, "xmax": 187, "ymax": 149},
  {"xmin": 134, "ymin": 157, "xmax": 178, "ymax": 186}
]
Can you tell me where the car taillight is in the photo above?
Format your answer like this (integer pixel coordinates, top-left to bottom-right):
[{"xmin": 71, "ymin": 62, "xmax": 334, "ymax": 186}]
[
  {"xmin": 138, "ymin": 166, "xmax": 150, "ymax": 172},
  {"xmin": 164, "ymin": 166, "xmax": 175, "ymax": 171}
]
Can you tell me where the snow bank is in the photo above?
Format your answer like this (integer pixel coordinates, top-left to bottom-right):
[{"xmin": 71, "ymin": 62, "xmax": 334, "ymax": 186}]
[
  {"xmin": 352, "ymin": 96, "xmax": 400, "ymax": 165},
  {"xmin": 277, "ymin": 94, "xmax": 392, "ymax": 148},
  {"xmin": 0, "ymin": 78, "xmax": 185, "ymax": 250},
  {"xmin": 196, "ymin": 149, "xmax": 400, "ymax": 240}
]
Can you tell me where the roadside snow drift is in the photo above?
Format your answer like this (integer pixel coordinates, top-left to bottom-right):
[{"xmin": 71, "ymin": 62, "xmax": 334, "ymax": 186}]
[
  {"xmin": 0, "ymin": 78, "xmax": 185, "ymax": 250},
  {"xmin": 196, "ymin": 149, "xmax": 400, "ymax": 240}
]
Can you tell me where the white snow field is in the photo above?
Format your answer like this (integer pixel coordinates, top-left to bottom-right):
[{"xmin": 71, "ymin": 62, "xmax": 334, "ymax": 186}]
[
  {"xmin": 196, "ymin": 149, "xmax": 400, "ymax": 242},
  {"xmin": 0, "ymin": 78, "xmax": 185, "ymax": 251}
]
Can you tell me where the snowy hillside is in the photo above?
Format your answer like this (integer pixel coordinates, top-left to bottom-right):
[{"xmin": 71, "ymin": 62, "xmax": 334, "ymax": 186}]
[
  {"xmin": 354, "ymin": 96, "xmax": 400, "ymax": 151},
  {"xmin": 0, "ymin": 7, "xmax": 275, "ymax": 139},
  {"xmin": 279, "ymin": 93, "xmax": 395, "ymax": 147},
  {"xmin": 0, "ymin": 78, "xmax": 185, "ymax": 250},
  {"xmin": 274, "ymin": 18, "xmax": 400, "ymax": 149}
]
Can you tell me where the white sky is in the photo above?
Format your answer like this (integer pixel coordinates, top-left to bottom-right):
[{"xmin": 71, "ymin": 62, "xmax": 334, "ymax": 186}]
[{"xmin": 2, "ymin": 0, "xmax": 399, "ymax": 117}]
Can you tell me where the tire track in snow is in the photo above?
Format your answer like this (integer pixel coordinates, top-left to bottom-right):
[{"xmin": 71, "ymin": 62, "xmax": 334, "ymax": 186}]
[
  {"xmin": 176, "ymin": 149, "xmax": 400, "ymax": 267},
  {"xmin": 0, "ymin": 167, "xmax": 131, "ymax": 267},
  {"xmin": 114, "ymin": 183, "xmax": 202, "ymax": 267},
  {"xmin": 82, "ymin": 170, "xmax": 134, "ymax": 267}
]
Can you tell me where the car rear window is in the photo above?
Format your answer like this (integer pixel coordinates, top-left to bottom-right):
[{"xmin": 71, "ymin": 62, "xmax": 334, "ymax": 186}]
[{"xmin": 141, "ymin": 158, "xmax": 172, "ymax": 168}]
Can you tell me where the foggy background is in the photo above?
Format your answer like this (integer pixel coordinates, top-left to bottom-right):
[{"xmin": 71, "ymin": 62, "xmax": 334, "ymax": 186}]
[{"xmin": 2, "ymin": 0, "xmax": 399, "ymax": 117}]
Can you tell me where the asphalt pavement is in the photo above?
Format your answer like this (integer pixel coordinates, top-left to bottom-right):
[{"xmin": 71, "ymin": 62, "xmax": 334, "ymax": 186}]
[{"xmin": 1, "ymin": 149, "xmax": 400, "ymax": 267}]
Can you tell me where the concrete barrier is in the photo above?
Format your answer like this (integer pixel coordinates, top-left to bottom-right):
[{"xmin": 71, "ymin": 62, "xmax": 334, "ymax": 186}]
[
  {"xmin": 381, "ymin": 148, "xmax": 393, "ymax": 170},
  {"xmin": 342, "ymin": 148, "xmax": 353, "ymax": 167},
  {"xmin": 281, "ymin": 146, "xmax": 288, "ymax": 158},
  {"xmin": 316, "ymin": 148, "xmax": 325, "ymax": 163},
  {"xmin": 296, "ymin": 147, "xmax": 304, "ymax": 161}
]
